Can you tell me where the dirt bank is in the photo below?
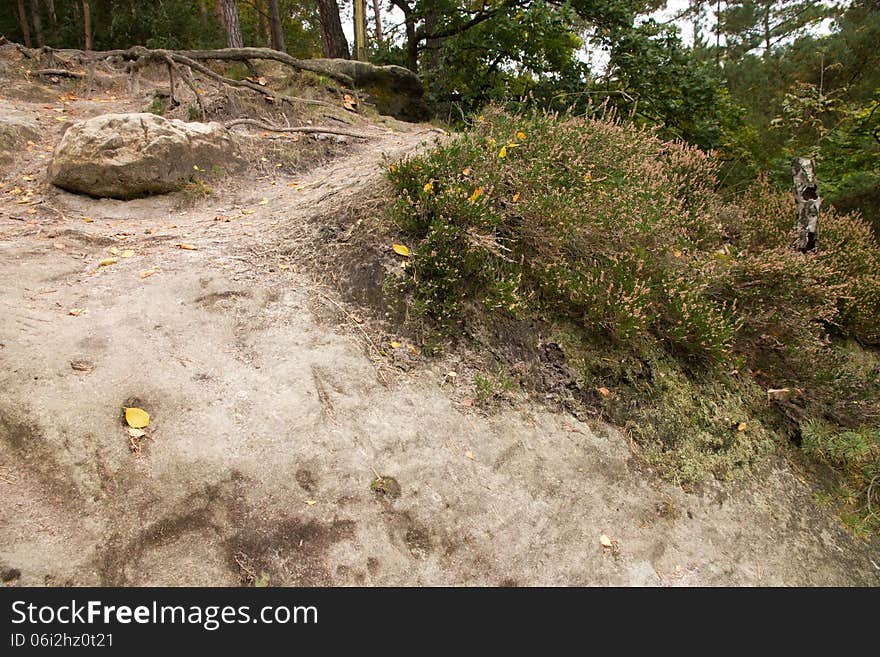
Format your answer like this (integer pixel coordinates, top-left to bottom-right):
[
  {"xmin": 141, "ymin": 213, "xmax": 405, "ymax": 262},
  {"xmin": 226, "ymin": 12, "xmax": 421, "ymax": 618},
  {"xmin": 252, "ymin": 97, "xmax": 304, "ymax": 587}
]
[{"xmin": 1, "ymin": 84, "xmax": 878, "ymax": 586}]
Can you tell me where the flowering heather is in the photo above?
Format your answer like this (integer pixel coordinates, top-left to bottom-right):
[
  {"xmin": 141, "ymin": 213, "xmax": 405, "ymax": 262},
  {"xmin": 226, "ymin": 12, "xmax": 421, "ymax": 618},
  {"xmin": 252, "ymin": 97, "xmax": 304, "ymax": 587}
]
[{"xmin": 385, "ymin": 106, "xmax": 880, "ymax": 515}]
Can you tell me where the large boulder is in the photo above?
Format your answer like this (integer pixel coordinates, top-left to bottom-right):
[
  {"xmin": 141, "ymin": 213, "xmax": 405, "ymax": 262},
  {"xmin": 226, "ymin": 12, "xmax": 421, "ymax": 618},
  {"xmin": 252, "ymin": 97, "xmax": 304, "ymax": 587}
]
[
  {"xmin": 48, "ymin": 113, "xmax": 243, "ymax": 199},
  {"xmin": 307, "ymin": 59, "xmax": 429, "ymax": 122},
  {"xmin": 0, "ymin": 100, "xmax": 40, "ymax": 165}
]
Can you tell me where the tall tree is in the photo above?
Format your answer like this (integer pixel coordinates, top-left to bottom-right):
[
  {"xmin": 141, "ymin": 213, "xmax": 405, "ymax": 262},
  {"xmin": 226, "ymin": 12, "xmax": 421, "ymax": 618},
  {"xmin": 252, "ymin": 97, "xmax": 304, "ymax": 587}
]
[
  {"xmin": 15, "ymin": 0, "xmax": 32, "ymax": 48},
  {"xmin": 42, "ymin": 0, "xmax": 57, "ymax": 43},
  {"xmin": 371, "ymin": 0, "xmax": 383, "ymax": 45},
  {"xmin": 43, "ymin": 0, "xmax": 56, "ymax": 27},
  {"xmin": 317, "ymin": 0, "xmax": 349, "ymax": 58},
  {"xmin": 222, "ymin": 0, "xmax": 243, "ymax": 48},
  {"xmin": 28, "ymin": 0, "xmax": 44, "ymax": 47},
  {"xmin": 268, "ymin": 0, "xmax": 285, "ymax": 51},
  {"xmin": 82, "ymin": 0, "xmax": 92, "ymax": 49},
  {"xmin": 255, "ymin": 0, "xmax": 269, "ymax": 45},
  {"xmin": 720, "ymin": 0, "xmax": 829, "ymax": 61}
]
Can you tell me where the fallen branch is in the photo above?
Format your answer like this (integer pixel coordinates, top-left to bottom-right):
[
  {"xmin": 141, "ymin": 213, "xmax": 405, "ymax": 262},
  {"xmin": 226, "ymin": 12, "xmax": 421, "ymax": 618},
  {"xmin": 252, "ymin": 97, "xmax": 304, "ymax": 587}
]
[{"xmin": 224, "ymin": 117, "xmax": 374, "ymax": 140}]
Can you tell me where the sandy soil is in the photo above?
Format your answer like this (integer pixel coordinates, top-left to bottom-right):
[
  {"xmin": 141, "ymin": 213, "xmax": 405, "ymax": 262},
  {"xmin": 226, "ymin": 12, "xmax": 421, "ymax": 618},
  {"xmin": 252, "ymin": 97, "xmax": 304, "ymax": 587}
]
[{"xmin": 1, "ymin": 83, "xmax": 878, "ymax": 587}]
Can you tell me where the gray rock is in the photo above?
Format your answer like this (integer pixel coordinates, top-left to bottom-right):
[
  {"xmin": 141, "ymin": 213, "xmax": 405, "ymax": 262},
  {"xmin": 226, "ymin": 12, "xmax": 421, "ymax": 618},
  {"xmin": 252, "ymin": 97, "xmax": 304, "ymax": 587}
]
[
  {"xmin": 307, "ymin": 59, "xmax": 429, "ymax": 122},
  {"xmin": 47, "ymin": 113, "xmax": 243, "ymax": 199},
  {"xmin": 0, "ymin": 101, "xmax": 40, "ymax": 165}
]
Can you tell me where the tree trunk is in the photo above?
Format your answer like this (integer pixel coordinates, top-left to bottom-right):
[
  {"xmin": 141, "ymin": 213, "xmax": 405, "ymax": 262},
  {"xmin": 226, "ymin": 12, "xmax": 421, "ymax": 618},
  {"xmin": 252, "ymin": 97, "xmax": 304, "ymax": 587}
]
[
  {"xmin": 317, "ymin": 0, "xmax": 349, "ymax": 59},
  {"xmin": 396, "ymin": 2, "xmax": 417, "ymax": 72},
  {"xmin": 82, "ymin": 0, "xmax": 92, "ymax": 50},
  {"xmin": 371, "ymin": 0, "xmax": 383, "ymax": 45},
  {"xmin": 43, "ymin": 0, "xmax": 56, "ymax": 26},
  {"xmin": 255, "ymin": 0, "xmax": 269, "ymax": 46},
  {"xmin": 267, "ymin": 0, "xmax": 285, "ymax": 52},
  {"xmin": 792, "ymin": 157, "xmax": 820, "ymax": 252},
  {"xmin": 43, "ymin": 0, "xmax": 57, "ymax": 42},
  {"xmin": 29, "ymin": 0, "xmax": 44, "ymax": 47},
  {"xmin": 16, "ymin": 0, "xmax": 32, "ymax": 48},
  {"xmin": 353, "ymin": 0, "xmax": 366, "ymax": 60},
  {"xmin": 424, "ymin": 11, "xmax": 440, "ymax": 71},
  {"xmin": 222, "ymin": 0, "xmax": 243, "ymax": 48}
]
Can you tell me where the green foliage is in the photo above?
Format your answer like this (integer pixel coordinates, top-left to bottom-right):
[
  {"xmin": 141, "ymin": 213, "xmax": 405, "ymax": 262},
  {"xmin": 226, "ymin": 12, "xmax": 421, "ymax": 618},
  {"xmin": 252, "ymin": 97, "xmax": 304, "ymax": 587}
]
[
  {"xmin": 388, "ymin": 106, "xmax": 741, "ymax": 361},
  {"xmin": 386, "ymin": 106, "xmax": 880, "ymax": 488},
  {"xmin": 719, "ymin": 0, "xmax": 880, "ymax": 234},
  {"xmin": 146, "ymin": 96, "xmax": 166, "ymax": 116},
  {"xmin": 599, "ymin": 20, "xmax": 742, "ymax": 150},
  {"xmin": 473, "ymin": 374, "xmax": 494, "ymax": 403},
  {"xmin": 0, "ymin": 0, "xmax": 321, "ymax": 55},
  {"xmin": 803, "ymin": 422, "xmax": 880, "ymax": 536}
]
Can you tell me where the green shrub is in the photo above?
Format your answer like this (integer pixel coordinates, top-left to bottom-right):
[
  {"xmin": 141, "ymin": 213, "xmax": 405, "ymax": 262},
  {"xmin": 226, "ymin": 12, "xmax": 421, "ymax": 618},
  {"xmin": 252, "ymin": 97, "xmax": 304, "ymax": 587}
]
[
  {"xmin": 385, "ymin": 105, "xmax": 880, "ymax": 497},
  {"xmin": 803, "ymin": 422, "xmax": 880, "ymax": 536},
  {"xmin": 387, "ymin": 106, "xmax": 738, "ymax": 362}
]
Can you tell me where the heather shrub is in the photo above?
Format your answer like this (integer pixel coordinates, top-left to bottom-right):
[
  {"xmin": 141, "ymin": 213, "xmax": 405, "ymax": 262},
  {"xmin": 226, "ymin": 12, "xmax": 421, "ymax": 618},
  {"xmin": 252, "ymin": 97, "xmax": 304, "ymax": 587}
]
[
  {"xmin": 387, "ymin": 106, "xmax": 735, "ymax": 361},
  {"xmin": 384, "ymin": 106, "xmax": 880, "ymax": 506}
]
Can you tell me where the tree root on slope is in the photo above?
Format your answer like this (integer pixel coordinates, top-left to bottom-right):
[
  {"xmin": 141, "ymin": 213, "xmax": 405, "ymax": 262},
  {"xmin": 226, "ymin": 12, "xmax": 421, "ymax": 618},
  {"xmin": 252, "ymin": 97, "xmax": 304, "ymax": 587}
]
[{"xmin": 5, "ymin": 41, "xmax": 370, "ymax": 139}]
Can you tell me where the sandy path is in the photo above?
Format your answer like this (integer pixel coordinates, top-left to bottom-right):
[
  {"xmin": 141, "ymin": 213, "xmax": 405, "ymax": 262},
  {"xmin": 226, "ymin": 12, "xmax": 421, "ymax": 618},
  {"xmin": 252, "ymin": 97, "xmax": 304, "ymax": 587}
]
[{"xmin": 0, "ymin": 98, "xmax": 878, "ymax": 586}]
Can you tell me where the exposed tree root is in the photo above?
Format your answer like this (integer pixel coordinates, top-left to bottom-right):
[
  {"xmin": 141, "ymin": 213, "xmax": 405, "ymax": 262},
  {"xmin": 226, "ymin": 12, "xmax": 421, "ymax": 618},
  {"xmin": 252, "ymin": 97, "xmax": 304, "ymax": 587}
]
[
  {"xmin": 9, "ymin": 43, "xmax": 354, "ymax": 102},
  {"xmin": 2, "ymin": 41, "xmax": 374, "ymax": 140},
  {"xmin": 30, "ymin": 68, "xmax": 84, "ymax": 79},
  {"xmin": 224, "ymin": 117, "xmax": 374, "ymax": 140}
]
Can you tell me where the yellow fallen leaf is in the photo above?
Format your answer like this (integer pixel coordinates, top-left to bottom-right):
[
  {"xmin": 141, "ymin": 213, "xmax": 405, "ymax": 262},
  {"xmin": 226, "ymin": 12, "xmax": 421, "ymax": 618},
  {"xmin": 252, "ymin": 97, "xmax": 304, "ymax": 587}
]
[
  {"xmin": 81, "ymin": 217, "xmax": 94, "ymax": 223},
  {"xmin": 392, "ymin": 243, "xmax": 410, "ymax": 257},
  {"xmin": 672, "ymin": 249, "xmax": 683, "ymax": 258},
  {"xmin": 389, "ymin": 164, "xmax": 396, "ymax": 173},
  {"xmin": 99, "ymin": 257, "xmax": 118, "ymax": 267},
  {"xmin": 498, "ymin": 146, "xmax": 507, "ymax": 158},
  {"xmin": 600, "ymin": 534, "xmax": 613, "ymax": 548},
  {"xmin": 512, "ymin": 192, "xmax": 520, "ymax": 202},
  {"xmin": 462, "ymin": 167, "xmax": 471, "ymax": 176},
  {"xmin": 258, "ymin": 197, "xmax": 269, "ymax": 205},
  {"xmin": 468, "ymin": 187, "xmax": 483, "ymax": 203},
  {"xmin": 177, "ymin": 243, "xmax": 198, "ymax": 250},
  {"xmin": 516, "ymin": 131, "xmax": 527, "ymax": 140},
  {"xmin": 22, "ymin": 175, "xmax": 33, "ymax": 181},
  {"xmin": 305, "ymin": 500, "xmax": 317, "ymax": 506},
  {"xmin": 68, "ymin": 308, "xmax": 86, "ymax": 316},
  {"xmin": 737, "ymin": 422, "xmax": 748, "ymax": 432},
  {"xmin": 124, "ymin": 407, "xmax": 150, "ymax": 429},
  {"xmin": 139, "ymin": 270, "xmax": 156, "ymax": 279},
  {"xmin": 241, "ymin": 209, "xmax": 255, "ymax": 215},
  {"xmin": 390, "ymin": 341, "xmax": 401, "ymax": 349},
  {"xmin": 465, "ymin": 450, "xmax": 475, "ymax": 460},
  {"xmin": 120, "ymin": 250, "xmax": 134, "ymax": 258},
  {"xmin": 109, "ymin": 247, "xmax": 119, "ymax": 255},
  {"xmin": 423, "ymin": 181, "xmax": 434, "ymax": 193},
  {"xmin": 279, "ymin": 264, "xmax": 290, "ymax": 270}
]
